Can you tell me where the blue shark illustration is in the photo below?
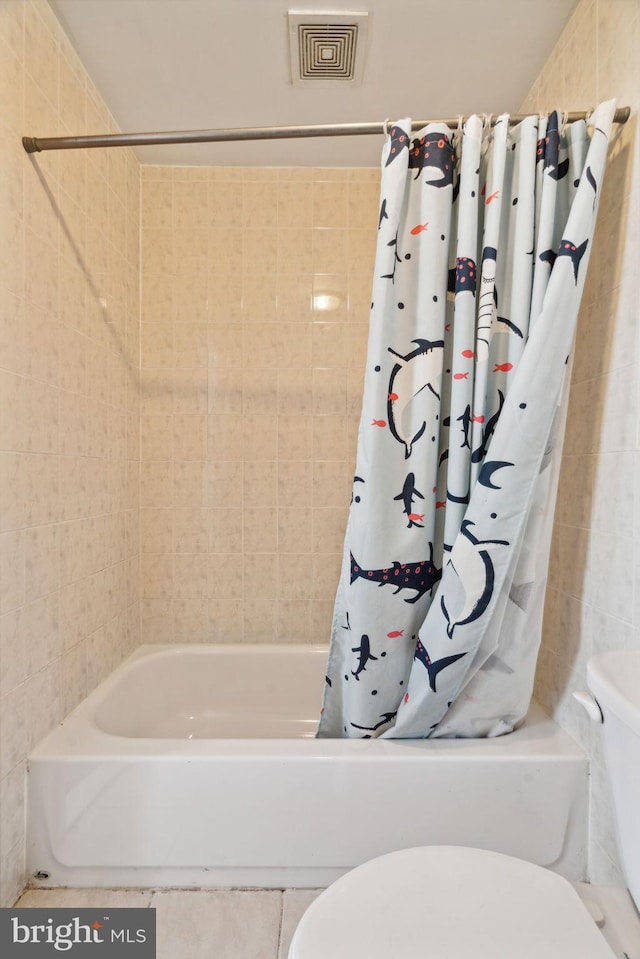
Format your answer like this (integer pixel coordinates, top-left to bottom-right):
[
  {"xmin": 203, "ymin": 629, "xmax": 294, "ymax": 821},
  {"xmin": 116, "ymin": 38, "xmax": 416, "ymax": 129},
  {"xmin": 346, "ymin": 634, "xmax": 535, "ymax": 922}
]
[
  {"xmin": 471, "ymin": 390, "xmax": 505, "ymax": 464},
  {"xmin": 350, "ymin": 547, "xmax": 441, "ymax": 604},
  {"xmin": 414, "ymin": 639, "xmax": 467, "ymax": 692},
  {"xmin": 447, "ymin": 256, "xmax": 477, "ymax": 296},
  {"xmin": 408, "ymin": 131, "xmax": 456, "ymax": 186},
  {"xmin": 394, "ymin": 472, "xmax": 425, "ymax": 528},
  {"xmin": 387, "ymin": 339, "xmax": 445, "ymax": 458},
  {"xmin": 384, "ymin": 125, "xmax": 410, "ymax": 166},
  {"xmin": 351, "ymin": 634, "xmax": 378, "ymax": 680},
  {"xmin": 557, "ymin": 238, "xmax": 588, "ymax": 282},
  {"xmin": 539, "ymin": 112, "xmax": 570, "ymax": 180},
  {"xmin": 378, "ymin": 197, "xmax": 389, "ymax": 229},
  {"xmin": 440, "ymin": 520, "xmax": 509, "ymax": 638}
]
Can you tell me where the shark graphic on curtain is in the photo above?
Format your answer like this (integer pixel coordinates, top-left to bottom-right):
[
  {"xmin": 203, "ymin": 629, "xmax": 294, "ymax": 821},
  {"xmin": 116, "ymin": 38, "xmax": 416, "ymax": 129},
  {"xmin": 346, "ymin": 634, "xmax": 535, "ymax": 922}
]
[{"xmin": 318, "ymin": 100, "xmax": 616, "ymax": 739}]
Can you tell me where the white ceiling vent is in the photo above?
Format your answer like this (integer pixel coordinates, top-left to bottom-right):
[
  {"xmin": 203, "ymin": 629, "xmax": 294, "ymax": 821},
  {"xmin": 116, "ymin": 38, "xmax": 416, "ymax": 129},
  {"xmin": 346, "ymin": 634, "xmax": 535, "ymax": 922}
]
[{"xmin": 288, "ymin": 11, "xmax": 369, "ymax": 86}]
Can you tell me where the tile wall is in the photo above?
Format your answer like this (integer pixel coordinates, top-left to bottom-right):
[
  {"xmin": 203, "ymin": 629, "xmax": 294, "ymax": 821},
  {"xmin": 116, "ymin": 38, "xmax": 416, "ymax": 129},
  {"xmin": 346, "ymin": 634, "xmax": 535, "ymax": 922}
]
[
  {"xmin": 0, "ymin": 0, "xmax": 141, "ymax": 905},
  {"xmin": 1, "ymin": 0, "xmax": 637, "ymax": 911},
  {"xmin": 139, "ymin": 166, "xmax": 379, "ymax": 645},
  {"xmin": 520, "ymin": 0, "xmax": 639, "ymax": 886}
]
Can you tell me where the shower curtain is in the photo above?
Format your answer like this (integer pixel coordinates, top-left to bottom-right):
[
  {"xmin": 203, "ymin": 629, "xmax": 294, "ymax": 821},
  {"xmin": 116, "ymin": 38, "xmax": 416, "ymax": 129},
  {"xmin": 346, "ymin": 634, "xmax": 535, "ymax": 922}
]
[{"xmin": 318, "ymin": 100, "xmax": 616, "ymax": 739}]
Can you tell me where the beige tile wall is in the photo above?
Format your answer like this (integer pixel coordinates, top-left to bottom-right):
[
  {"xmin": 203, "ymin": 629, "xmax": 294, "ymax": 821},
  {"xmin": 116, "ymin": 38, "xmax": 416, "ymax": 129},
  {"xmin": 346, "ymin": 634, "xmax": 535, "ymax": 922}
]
[
  {"xmin": 520, "ymin": 0, "xmax": 640, "ymax": 886},
  {"xmin": 139, "ymin": 166, "xmax": 378, "ymax": 645},
  {"xmin": 0, "ymin": 0, "xmax": 140, "ymax": 905}
]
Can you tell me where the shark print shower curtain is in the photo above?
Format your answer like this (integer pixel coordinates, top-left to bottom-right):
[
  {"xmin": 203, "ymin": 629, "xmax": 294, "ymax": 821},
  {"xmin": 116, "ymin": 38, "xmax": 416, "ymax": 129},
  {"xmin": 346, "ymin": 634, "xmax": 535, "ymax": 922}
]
[{"xmin": 318, "ymin": 100, "xmax": 616, "ymax": 739}]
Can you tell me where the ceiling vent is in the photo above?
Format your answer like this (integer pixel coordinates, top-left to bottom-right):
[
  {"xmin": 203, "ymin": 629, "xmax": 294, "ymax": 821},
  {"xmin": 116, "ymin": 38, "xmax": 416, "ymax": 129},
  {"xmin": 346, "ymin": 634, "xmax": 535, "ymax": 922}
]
[{"xmin": 288, "ymin": 11, "xmax": 369, "ymax": 86}]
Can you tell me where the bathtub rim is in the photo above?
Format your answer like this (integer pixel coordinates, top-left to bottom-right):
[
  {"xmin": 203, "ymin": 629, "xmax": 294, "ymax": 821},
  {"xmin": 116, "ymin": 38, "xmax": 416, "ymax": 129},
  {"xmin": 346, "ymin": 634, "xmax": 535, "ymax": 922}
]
[{"xmin": 29, "ymin": 643, "xmax": 587, "ymax": 761}]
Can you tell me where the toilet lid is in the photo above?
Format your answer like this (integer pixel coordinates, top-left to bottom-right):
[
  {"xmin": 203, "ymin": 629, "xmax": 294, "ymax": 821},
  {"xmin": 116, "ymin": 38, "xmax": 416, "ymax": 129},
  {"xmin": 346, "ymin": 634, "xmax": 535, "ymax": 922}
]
[{"xmin": 288, "ymin": 846, "xmax": 616, "ymax": 959}]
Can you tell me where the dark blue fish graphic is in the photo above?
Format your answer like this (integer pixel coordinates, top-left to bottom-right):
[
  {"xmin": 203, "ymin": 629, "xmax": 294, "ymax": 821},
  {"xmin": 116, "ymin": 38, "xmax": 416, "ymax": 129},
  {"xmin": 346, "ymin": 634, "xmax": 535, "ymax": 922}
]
[
  {"xmin": 557, "ymin": 238, "xmax": 588, "ymax": 282},
  {"xmin": 350, "ymin": 711, "xmax": 397, "ymax": 732},
  {"xmin": 352, "ymin": 634, "xmax": 378, "ymax": 680},
  {"xmin": 540, "ymin": 111, "xmax": 569, "ymax": 180},
  {"xmin": 350, "ymin": 547, "xmax": 442, "ymax": 604},
  {"xmin": 414, "ymin": 638, "xmax": 467, "ymax": 692},
  {"xmin": 394, "ymin": 472, "xmax": 425, "ymax": 528},
  {"xmin": 325, "ymin": 674, "xmax": 332, "ymax": 687},
  {"xmin": 385, "ymin": 125, "xmax": 410, "ymax": 166},
  {"xmin": 471, "ymin": 390, "xmax": 505, "ymax": 464},
  {"xmin": 387, "ymin": 339, "xmax": 445, "ymax": 458},
  {"xmin": 440, "ymin": 520, "xmax": 509, "ymax": 638},
  {"xmin": 477, "ymin": 460, "xmax": 514, "ymax": 490},
  {"xmin": 457, "ymin": 405, "xmax": 472, "ymax": 450},
  {"xmin": 378, "ymin": 198, "xmax": 389, "ymax": 229},
  {"xmin": 539, "ymin": 248, "xmax": 557, "ymax": 269},
  {"xmin": 381, "ymin": 230, "xmax": 409, "ymax": 282},
  {"xmin": 408, "ymin": 132, "xmax": 455, "ymax": 187},
  {"xmin": 448, "ymin": 256, "xmax": 477, "ymax": 296}
]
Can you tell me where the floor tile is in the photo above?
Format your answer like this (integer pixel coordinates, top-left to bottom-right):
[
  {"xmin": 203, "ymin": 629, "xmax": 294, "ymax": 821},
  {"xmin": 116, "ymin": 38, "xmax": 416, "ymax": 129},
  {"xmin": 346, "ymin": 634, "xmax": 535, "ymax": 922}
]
[
  {"xmin": 14, "ymin": 888, "xmax": 154, "ymax": 908},
  {"xmin": 278, "ymin": 890, "xmax": 323, "ymax": 959},
  {"xmin": 150, "ymin": 889, "xmax": 282, "ymax": 959}
]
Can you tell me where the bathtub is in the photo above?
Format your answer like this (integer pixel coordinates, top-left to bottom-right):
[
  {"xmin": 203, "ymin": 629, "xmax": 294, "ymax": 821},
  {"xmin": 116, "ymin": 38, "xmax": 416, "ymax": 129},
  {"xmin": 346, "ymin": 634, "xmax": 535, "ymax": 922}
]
[{"xmin": 27, "ymin": 644, "xmax": 588, "ymax": 889}]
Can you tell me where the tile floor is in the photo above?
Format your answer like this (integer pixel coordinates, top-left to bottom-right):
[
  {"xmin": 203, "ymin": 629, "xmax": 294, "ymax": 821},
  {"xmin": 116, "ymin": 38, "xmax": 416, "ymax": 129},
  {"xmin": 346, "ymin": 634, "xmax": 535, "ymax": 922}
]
[
  {"xmin": 14, "ymin": 883, "xmax": 640, "ymax": 958},
  {"xmin": 14, "ymin": 887, "xmax": 322, "ymax": 959}
]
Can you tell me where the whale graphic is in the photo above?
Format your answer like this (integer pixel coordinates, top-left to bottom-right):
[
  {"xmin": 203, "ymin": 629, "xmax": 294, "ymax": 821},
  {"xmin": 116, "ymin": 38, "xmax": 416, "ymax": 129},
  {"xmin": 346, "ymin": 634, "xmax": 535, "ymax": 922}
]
[
  {"xmin": 387, "ymin": 339, "xmax": 445, "ymax": 458},
  {"xmin": 408, "ymin": 131, "xmax": 456, "ymax": 187},
  {"xmin": 440, "ymin": 520, "xmax": 509, "ymax": 638},
  {"xmin": 414, "ymin": 639, "xmax": 468, "ymax": 692},
  {"xmin": 385, "ymin": 125, "xmax": 410, "ymax": 167},
  {"xmin": 350, "ymin": 547, "xmax": 441, "ymax": 604}
]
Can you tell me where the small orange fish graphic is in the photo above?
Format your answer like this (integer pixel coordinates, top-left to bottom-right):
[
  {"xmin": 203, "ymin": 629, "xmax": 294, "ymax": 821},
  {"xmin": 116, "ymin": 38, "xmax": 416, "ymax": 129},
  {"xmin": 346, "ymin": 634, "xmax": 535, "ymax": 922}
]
[
  {"xmin": 493, "ymin": 362, "xmax": 513, "ymax": 372},
  {"xmin": 372, "ymin": 418, "xmax": 386, "ymax": 427},
  {"xmin": 410, "ymin": 221, "xmax": 429, "ymax": 235},
  {"xmin": 486, "ymin": 190, "xmax": 500, "ymax": 204},
  {"xmin": 387, "ymin": 630, "xmax": 404, "ymax": 638},
  {"xmin": 388, "ymin": 392, "xmax": 399, "ymax": 401},
  {"xmin": 472, "ymin": 414, "xmax": 485, "ymax": 423},
  {"xmin": 404, "ymin": 693, "xmax": 410, "ymax": 704},
  {"xmin": 461, "ymin": 349, "xmax": 474, "ymax": 358},
  {"xmin": 436, "ymin": 500, "xmax": 446, "ymax": 508},
  {"xmin": 453, "ymin": 371, "xmax": 469, "ymax": 380},
  {"xmin": 408, "ymin": 513, "xmax": 424, "ymax": 522}
]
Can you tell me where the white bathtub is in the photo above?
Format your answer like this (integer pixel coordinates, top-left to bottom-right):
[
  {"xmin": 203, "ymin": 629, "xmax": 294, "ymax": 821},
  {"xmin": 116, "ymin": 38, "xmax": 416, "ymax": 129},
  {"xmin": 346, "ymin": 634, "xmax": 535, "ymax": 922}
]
[{"xmin": 27, "ymin": 644, "xmax": 588, "ymax": 889}]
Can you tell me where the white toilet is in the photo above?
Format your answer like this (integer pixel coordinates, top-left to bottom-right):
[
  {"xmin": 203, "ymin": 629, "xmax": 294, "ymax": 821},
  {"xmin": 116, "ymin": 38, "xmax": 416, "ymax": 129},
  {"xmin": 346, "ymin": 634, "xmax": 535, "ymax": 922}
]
[{"xmin": 289, "ymin": 650, "xmax": 640, "ymax": 958}]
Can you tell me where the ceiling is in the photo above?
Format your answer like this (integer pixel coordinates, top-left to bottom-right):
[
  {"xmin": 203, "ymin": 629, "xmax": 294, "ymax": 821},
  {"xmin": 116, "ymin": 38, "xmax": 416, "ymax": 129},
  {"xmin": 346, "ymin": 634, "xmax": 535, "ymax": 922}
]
[{"xmin": 50, "ymin": 0, "xmax": 580, "ymax": 167}]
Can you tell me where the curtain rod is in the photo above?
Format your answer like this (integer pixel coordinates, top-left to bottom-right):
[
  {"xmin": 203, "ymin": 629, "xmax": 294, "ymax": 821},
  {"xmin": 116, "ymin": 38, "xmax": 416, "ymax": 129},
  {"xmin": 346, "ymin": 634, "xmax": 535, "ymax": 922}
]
[{"xmin": 22, "ymin": 107, "xmax": 630, "ymax": 154}]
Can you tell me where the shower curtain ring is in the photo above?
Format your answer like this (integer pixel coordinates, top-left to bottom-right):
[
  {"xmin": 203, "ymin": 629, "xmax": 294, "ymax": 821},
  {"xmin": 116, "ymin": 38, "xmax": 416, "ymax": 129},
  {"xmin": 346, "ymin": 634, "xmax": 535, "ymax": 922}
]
[
  {"xmin": 383, "ymin": 118, "xmax": 391, "ymax": 137},
  {"xmin": 560, "ymin": 110, "xmax": 569, "ymax": 133}
]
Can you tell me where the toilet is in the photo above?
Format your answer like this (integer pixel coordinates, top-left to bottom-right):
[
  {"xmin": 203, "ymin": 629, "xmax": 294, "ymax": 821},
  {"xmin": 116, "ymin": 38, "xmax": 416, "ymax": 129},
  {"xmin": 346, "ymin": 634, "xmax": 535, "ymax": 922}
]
[{"xmin": 289, "ymin": 650, "xmax": 640, "ymax": 958}]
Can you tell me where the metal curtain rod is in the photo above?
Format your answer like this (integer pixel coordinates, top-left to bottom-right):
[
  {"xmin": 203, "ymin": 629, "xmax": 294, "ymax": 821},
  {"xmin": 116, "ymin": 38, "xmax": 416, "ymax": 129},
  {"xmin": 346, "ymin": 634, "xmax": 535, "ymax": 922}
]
[{"xmin": 22, "ymin": 107, "xmax": 631, "ymax": 153}]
